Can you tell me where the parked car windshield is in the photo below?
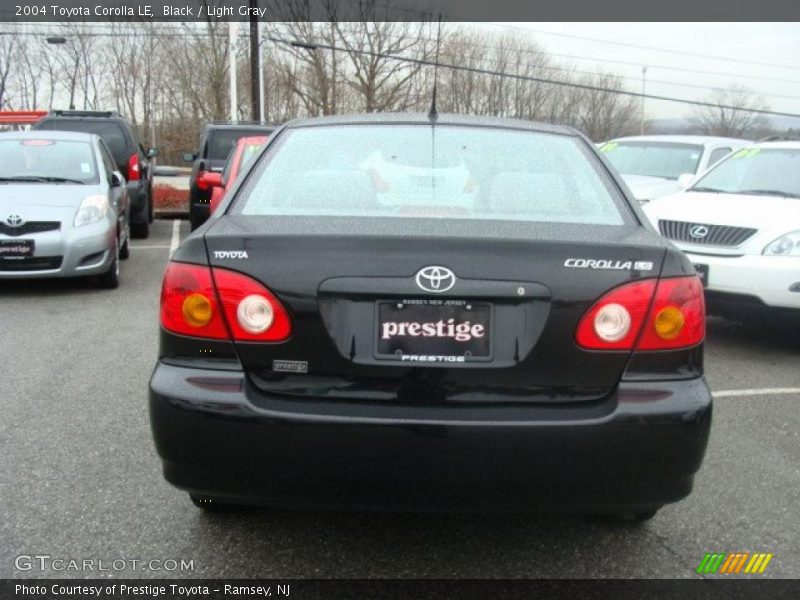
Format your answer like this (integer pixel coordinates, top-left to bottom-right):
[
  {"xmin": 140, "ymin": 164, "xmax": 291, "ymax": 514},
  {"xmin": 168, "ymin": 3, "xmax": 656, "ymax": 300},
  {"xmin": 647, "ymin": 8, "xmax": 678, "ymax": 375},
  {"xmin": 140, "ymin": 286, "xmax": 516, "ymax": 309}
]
[
  {"xmin": 0, "ymin": 139, "xmax": 98, "ymax": 184},
  {"xmin": 237, "ymin": 125, "xmax": 625, "ymax": 225},
  {"xmin": 601, "ymin": 141, "xmax": 703, "ymax": 180},
  {"xmin": 690, "ymin": 147, "xmax": 800, "ymax": 199}
]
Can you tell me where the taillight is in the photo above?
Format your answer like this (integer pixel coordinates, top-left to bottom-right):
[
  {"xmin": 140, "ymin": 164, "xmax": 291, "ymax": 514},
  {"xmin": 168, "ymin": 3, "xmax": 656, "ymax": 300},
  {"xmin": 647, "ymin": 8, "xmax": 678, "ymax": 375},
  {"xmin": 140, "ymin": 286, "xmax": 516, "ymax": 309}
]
[
  {"xmin": 160, "ymin": 262, "xmax": 292, "ymax": 342},
  {"xmin": 196, "ymin": 170, "xmax": 208, "ymax": 191},
  {"xmin": 127, "ymin": 153, "xmax": 141, "ymax": 181},
  {"xmin": 575, "ymin": 280, "xmax": 657, "ymax": 350},
  {"xmin": 160, "ymin": 263, "xmax": 228, "ymax": 339},
  {"xmin": 575, "ymin": 276, "xmax": 705, "ymax": 351},
  {"xmin": 211, "ymin": 268, "xmax": 292, "ymax": 342},
  {"xmin": 637, "ymin": 276, "xmax": 705, "ymax": 350}
]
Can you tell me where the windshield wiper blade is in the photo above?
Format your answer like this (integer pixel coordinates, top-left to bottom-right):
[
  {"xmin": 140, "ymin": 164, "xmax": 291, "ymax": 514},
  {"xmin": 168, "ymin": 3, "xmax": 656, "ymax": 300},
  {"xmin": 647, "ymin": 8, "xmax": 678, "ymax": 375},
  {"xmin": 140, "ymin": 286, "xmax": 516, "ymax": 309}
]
[
  {"xmin": 689, "ymin": 186, "xmax": 728, "ymax": 193},
  {"xmin": 738, "ymin": 189, "xmax": 799, "ymax": 199},
  {"xmin": 0, "ymin": 175, "xmax": 84, "ymax": 184}
]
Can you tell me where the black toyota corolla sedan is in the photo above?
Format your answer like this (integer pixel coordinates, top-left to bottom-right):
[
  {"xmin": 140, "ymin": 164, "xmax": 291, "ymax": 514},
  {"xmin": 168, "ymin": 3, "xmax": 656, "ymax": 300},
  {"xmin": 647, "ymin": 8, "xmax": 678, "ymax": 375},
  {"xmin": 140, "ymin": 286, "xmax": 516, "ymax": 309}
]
[{"xmin": 150, "ymin": 114, "xmax": 711, "ymax": 520}]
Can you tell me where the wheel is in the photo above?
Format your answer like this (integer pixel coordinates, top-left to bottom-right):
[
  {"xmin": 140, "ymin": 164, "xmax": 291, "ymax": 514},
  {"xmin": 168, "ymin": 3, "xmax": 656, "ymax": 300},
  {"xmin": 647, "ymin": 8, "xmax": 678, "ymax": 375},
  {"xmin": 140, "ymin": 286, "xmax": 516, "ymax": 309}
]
[
  {"xmin": 190, "ymin": 494, "xmax": 235, "ymax": 512},
  {"xmin": 131, "ymin": 220, "xmax": 150, "ymax": 239},
  {"xmin": 97, "ymin": 238, "xmax": 120, "ymax": 289},
  {"xmin": 120, "ymin": 224, "xmax": 130, "ymax": 260}
]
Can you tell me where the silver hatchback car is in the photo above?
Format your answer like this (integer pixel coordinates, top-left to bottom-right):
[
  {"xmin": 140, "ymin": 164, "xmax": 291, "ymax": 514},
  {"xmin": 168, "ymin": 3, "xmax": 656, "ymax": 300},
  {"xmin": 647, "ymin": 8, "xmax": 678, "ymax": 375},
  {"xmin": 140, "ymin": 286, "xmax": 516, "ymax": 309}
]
[{"xmin": 0, "ymin": 131, "xmax": 130, "ymax": 288}]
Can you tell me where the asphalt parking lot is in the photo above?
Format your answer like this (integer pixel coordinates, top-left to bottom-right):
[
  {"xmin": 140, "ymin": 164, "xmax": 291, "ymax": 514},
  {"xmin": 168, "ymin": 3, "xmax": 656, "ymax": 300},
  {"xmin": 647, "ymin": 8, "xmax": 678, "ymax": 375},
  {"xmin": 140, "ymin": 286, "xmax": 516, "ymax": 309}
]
[{"xmin": 1, "ymin": 218, "xmax": 798, "ymax": 579}]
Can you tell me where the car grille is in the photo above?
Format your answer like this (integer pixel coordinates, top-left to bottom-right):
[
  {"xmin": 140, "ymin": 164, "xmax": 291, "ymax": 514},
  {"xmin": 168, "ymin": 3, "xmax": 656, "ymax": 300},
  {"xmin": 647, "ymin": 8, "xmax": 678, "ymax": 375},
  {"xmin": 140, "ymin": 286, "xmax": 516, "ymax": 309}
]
[
  {"xmin": 0, "ymin": 222, "xmax": 61, "ymax": 237},
  {"xmin": 658, "ymin": 220, "xmax": 757, "ymax": 247},
  {"xmin": 0, "ymin": 256, "xmax": 63, "ymax": 271}
]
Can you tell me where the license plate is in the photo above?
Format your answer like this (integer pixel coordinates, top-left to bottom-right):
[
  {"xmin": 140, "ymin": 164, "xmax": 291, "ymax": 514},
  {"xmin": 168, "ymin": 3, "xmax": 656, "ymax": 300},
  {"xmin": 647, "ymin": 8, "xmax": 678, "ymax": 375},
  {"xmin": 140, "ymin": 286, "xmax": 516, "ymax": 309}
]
[
  {"xmin": 693, "ymin": 263, "xmax": 709, "ymax": 287},
  {"xmin": 0, "ymin": 239, "xmax": 35, "ymax": 258},
  {"xmin": 376, "ymin": 300, "xmax": 492, "ymax": 362}
]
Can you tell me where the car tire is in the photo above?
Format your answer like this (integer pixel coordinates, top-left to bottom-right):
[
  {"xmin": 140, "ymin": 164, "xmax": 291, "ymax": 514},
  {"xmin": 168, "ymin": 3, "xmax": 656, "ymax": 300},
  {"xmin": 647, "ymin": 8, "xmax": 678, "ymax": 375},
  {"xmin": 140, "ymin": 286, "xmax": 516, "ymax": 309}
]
[
  {"xmin": 97, "ymin": 239, "xmax": 120, "ymax": 289},
  {"xmin": 190, "ymin": 494, "xmax": 235, "ymax": 512},
  {"xmin": 120, "ymin": 224, "xmax": 130, "ymax": 260},
  {"xmin": 590, "ymin": 510, "xmax": 659, "ymax": 524},
  {"xmin": 131, "ymin": 221, "xmax": 150, "ymax": 239}
]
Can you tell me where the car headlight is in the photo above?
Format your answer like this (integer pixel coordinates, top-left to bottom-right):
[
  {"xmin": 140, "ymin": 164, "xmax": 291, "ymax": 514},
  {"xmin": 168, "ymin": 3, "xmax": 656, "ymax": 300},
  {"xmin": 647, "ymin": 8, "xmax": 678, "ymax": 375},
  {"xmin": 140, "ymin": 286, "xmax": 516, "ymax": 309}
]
[
  {"xmin": 74, "ymin": 195, "xmax": 109, "ymax": 227},
  {"xmin": 763, "ymin": 230, "xmax": 800, "ymax": 256}
]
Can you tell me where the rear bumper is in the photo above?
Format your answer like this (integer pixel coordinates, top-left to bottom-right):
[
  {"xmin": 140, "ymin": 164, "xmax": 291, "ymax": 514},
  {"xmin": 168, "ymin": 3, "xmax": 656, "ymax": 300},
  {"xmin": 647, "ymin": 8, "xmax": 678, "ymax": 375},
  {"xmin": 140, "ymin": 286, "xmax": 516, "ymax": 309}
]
[
  {"xmin": 149, "ymin": 362, "xmax": 712, "ymax": 512},
  {"xmin": 684, "ymin": 251, "xmax": 800, "ymax": 312}
]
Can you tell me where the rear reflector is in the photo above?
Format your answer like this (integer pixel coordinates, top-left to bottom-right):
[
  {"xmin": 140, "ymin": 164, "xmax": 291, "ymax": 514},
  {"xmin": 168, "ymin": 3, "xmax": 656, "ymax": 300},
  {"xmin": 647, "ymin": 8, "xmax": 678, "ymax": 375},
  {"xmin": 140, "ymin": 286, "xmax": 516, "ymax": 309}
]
[
  {"xmin": 160, "ymin": 262, "xmax": 291, "ymax": 342},
  {"xmin": 575, "ymin": 276, "xmax": 705, "ymax": 351}
]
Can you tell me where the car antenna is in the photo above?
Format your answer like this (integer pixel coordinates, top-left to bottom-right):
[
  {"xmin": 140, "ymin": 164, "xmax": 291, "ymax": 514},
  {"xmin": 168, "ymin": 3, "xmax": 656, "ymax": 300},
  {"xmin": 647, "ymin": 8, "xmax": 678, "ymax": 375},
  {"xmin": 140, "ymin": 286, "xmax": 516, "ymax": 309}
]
[{"xmin": 428, "ymin": 13, "xmax": 443, "ymax": 122}]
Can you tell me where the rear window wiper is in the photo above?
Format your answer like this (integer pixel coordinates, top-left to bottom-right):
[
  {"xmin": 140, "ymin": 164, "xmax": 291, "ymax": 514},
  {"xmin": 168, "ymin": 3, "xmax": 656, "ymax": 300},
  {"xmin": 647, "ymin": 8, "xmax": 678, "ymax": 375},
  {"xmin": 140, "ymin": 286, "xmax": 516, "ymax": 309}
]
[{"xmin": 738, "ymin": 189, "xmax": 800, "ymax": 199}]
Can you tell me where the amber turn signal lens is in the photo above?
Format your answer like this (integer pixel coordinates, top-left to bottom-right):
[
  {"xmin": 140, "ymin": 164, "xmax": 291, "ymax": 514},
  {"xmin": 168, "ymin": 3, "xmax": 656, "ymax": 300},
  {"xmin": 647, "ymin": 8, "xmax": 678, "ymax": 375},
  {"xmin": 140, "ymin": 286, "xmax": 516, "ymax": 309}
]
[
  {"xmin": 654, "ymin": 306, "xmax": 685, "ymax": 340},
  {"xmin": 182, "ymin": 293, "xmax": 213, "ymax": 327}
]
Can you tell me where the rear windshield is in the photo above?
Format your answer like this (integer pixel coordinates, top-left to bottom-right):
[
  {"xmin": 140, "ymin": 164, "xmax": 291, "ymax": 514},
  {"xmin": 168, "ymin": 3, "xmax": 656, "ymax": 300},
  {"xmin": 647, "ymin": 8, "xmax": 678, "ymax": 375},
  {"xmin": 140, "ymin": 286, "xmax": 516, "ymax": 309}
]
[
  {"xmin": 207, "ymin": 129, "xmax": 269, "ymax": 161},
  {"xmin": 236, "ymin": 125, "xmax": 625, "ymax": 225},
  {"xmin": 36, "ymin": 120, "xmax": 128, "ymax": 163},
  {"xmin": 0, "ymin": 139, "xmax": 98, "ymax": 183},
  {"xmin": 601, "ymin": 141, "xmax": 703, "ymax": 180}
]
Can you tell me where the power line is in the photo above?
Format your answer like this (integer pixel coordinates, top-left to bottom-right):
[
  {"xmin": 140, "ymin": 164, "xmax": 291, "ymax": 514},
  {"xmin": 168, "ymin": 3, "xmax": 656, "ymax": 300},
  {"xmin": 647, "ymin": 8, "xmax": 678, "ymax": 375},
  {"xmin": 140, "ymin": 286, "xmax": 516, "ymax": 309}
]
[
  {"xmin": 275, "ymin": 36, "xmax": 800, "ymax": 120},
  {"xmin": 483, "ymin": 23, "xmax": 800, "ymax": 72}
]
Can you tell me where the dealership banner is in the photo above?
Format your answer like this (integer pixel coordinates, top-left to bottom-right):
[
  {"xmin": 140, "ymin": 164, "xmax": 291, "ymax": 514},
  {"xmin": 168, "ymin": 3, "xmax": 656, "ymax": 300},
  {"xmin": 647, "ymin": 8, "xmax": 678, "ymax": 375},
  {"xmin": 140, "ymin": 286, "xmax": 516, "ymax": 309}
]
[
  {"xmin": 2, "ymin": 0, "xmax": 800, "ymax": 22},
  {"xmin": 3, "ymin": 579, "xmax": 800, "ymax": 599}
]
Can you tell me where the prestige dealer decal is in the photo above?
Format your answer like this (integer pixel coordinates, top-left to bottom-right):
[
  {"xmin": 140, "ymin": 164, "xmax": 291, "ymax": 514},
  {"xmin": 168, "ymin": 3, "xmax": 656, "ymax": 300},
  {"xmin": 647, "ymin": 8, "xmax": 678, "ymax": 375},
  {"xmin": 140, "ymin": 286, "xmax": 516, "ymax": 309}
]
[{"xmin": 15, "ymin": 584, "xmax": 290, "ymax": 597}]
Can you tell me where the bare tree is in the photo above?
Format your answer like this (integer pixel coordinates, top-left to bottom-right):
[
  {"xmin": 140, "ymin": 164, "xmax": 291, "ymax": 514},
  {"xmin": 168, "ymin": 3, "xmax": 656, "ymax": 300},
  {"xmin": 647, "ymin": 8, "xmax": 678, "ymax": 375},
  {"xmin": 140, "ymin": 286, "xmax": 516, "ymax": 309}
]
[
  {"xmin": 692, "ymin": 84, "xmax": 770, "ymax": 138},
  {"xmin": 0, "ymin": 34, "xmax": 17, "ymax": 109}
]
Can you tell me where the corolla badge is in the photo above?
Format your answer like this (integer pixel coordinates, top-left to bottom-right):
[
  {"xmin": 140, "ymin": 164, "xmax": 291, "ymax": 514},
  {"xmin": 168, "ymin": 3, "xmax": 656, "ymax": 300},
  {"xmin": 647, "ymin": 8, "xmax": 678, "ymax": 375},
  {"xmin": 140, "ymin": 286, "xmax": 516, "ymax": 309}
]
[
  {"xmin": 689, "ymin": 225, "xmax": 709, "ymax": 239},
  {"xmin": 6, "ymin": 214, "xmax": 23, "ymax": 227},
  {"xmin": 415, "ymin": 266, "xmax": 456, "ymax": 293}
]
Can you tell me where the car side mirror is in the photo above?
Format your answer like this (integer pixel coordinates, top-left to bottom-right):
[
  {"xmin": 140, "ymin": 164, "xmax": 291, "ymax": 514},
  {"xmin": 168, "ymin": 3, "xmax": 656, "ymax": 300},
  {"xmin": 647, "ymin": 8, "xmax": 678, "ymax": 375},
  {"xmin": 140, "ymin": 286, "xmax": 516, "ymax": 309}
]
[
  {"xmin": 677, "ymin": 173, "xmax": 695, "ymax": 189},
  {"xmin": 111, "ymin": 171, "xmax": 125, "ymax": 188},
  {"xmin": 200, "ymin": 171, "xmax": 223, "ymax": 188},
  {"xmin": 182, "ymin": 151, "xmax": 196, "ymax": 163},
  {"xmin": 147, "ymin": 147, "xmax": 159, "ymax": 159}
]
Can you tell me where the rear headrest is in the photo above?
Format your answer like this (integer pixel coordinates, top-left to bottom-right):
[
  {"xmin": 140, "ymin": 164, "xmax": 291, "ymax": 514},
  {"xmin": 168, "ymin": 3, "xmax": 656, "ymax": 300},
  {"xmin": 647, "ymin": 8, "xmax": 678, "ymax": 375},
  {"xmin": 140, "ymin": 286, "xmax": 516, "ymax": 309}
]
[
  {"xmin": 284, "ymin": 170, "xmax": 377, "ymax": 211},
  {"xmin": 488, "ymin": 172, "xmax": 569, "ymax": 215}
]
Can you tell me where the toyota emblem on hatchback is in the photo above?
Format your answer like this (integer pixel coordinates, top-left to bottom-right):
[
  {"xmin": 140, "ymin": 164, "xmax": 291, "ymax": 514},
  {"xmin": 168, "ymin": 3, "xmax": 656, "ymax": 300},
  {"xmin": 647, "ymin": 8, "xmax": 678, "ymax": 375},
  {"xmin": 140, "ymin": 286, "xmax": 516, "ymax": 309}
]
[
  {"xmin": 6, "ymin": 214, "xmax": 23, "ymax": 227},
  {"xmin": 415, "ymin": 266, "xmax": 456, "ymax": 293},
  {"xmin": 689, "ymin": 225, "xmax": 709, "ymax": 239}
]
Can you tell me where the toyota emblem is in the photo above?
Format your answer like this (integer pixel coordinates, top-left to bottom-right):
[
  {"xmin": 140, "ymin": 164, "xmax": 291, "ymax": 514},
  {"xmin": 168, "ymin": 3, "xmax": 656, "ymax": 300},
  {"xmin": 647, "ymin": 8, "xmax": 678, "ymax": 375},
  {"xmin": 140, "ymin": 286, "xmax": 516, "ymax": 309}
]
[
  {"xmin": 6, "ymin": 214, "xmax": 23, "ymax": 227},
  {"xmin": 689, "ymin": 225, "xmax": 709, "ymax": 239},
  {"xmin": 415, "ymin": 266, "xmax": 456, "ymax": 293}
]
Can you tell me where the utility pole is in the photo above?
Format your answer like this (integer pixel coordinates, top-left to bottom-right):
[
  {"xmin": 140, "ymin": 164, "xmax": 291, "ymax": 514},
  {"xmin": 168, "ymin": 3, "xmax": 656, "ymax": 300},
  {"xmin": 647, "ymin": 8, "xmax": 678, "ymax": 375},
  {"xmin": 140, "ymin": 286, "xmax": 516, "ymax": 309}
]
[
  {"xmin": 640, "ymin": 66, "xmax": 648, "ymax": 135},
  {"xmin": 249, "ymin": 0, "xmax": 260, "ymax": 121},
  {"xmin": 229, "ymin": 22, "xmax": 238, "ymax": 122}
]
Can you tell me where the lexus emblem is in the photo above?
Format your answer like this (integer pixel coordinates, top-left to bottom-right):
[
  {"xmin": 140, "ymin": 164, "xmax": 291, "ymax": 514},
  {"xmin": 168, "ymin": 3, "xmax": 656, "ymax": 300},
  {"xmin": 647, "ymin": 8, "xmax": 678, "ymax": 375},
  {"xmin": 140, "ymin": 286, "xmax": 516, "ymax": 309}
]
[
  {"xmin": 415, "ymin": 266, "xmax": 456, "ymax": 293},
  {"xmin": 689, "ymin": 225, "xmax": 709, "ymax": 239},
  {"xmin": 6, "ymin": 214, "xmax": 23, "ymax": 227}
]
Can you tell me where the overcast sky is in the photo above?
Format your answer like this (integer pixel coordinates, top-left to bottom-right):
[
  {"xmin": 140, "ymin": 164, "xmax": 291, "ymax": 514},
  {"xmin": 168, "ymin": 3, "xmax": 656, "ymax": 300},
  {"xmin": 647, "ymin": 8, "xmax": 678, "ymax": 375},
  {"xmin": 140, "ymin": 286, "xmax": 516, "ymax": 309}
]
[{"xmin": 474, "ymin": 22, "xmax": 800, "ymax": 123}]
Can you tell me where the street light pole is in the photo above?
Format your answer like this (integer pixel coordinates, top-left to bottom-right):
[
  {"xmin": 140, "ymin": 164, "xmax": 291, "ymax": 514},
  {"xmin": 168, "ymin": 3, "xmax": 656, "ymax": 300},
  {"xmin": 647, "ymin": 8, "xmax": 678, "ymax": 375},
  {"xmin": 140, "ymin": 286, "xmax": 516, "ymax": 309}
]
[
  {"xmin": 641, "ymin": 66, "xmax": 648, "ymax": 135},
  {"xmin": 229, "ymin": 22, "xmax": 238, "ymax": 122}
]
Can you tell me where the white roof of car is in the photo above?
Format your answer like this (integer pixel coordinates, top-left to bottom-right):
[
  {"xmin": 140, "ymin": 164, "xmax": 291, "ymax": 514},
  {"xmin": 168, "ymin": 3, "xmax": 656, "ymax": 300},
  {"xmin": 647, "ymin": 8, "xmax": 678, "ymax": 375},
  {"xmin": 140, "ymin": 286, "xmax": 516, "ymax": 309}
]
[
  {"xmin": 751, "ymin": 140, "xmax": 800, "ymax": 149},
  {"xmin": 608, "ymin": 135, "xmax": 748, "ymax": 146}
]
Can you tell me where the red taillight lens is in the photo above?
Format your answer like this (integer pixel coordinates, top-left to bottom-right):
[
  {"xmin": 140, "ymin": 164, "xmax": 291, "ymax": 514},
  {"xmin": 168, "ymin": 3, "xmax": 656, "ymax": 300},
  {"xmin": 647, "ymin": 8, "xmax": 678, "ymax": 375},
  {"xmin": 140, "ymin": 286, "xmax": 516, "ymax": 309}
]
[
  {"xmin": 575, "ymin": 280, "xmax": 657, "ymax": 350},
  {"xmin": 160, "ymin": 263, "xmax": 228, "ymax": 339},
  {"xmin": 212, "ymin": 268, "xmax": 292, "ymax": 342},
  {"xmin": 160, "ymin": 262, "xmax": 292, "ymax": 342},
  {"xmin": 575, "ymin": 276, "xmax": 705, "ymax": 351},
  {"xmin": 127, "ymin": 153, "xmax": 141, "ymax": 181},
  {"xmin": 196, "ymin": 170, "xmax": 208, "ymax": 191},
  {"xmin": 637, "ymin": 276, "xmax": 705, "ymax": 350}
]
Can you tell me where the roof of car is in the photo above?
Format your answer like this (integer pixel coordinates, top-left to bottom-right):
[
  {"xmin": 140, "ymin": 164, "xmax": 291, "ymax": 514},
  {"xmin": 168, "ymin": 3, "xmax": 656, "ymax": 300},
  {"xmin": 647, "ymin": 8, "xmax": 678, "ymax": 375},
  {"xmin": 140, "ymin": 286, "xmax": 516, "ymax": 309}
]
[
  {"xmin": 283, "ymin": 113, "xmax": 580, "ymax": 136},
  {"xmin": 0, "ymin": 130, "xmax": 97, "ymax": 142},
  {"xmin": 751, "ymin": 140, "xmax": 800, "ymax": 149},
  {"xmin": 608, "ymin": 134, "xmax": 749, "ymax": 145}
]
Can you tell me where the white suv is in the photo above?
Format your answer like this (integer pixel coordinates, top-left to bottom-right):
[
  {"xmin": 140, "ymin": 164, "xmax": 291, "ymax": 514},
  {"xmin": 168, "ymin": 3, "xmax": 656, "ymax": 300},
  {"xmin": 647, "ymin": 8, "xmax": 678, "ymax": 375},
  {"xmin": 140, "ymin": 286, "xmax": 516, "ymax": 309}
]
[{"xmin": 643, "ymin": 140, "xmax": 800, "ymax": 319}]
